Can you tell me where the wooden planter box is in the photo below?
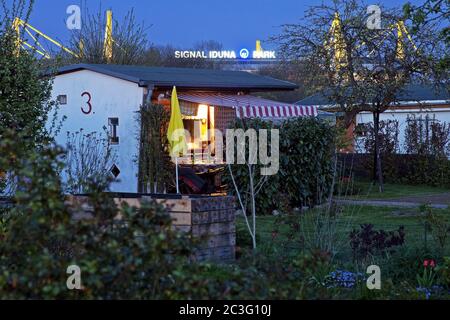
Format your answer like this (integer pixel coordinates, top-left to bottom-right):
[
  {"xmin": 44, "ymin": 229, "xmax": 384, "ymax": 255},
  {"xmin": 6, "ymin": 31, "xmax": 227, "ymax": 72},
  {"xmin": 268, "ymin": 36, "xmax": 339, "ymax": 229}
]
[
  {"xmin": 141, "ymin": 195, "xmax": 236, "ymax": 263},
  {"xmin": 68, "ymin": 194, "xmax": 236, "ymax": 263}
]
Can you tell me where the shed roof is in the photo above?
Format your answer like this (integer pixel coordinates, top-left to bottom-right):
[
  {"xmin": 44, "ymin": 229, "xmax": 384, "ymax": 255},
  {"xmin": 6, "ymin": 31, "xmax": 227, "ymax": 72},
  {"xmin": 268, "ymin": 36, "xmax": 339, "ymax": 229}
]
[
  {"xmin": 53, "ymin": 64, "xmax": 298, "ymax": 91},
  {"xmin": 297, "ymin": 83, "xmax": 450, "ymax": 107}
]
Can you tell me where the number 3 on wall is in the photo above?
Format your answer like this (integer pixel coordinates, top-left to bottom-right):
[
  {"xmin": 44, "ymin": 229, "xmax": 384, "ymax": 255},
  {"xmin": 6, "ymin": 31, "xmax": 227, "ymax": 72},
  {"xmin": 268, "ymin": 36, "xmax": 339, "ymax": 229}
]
[{"xmin": 81, "ymin": 91, "xmax": 92, "ymax": 114}]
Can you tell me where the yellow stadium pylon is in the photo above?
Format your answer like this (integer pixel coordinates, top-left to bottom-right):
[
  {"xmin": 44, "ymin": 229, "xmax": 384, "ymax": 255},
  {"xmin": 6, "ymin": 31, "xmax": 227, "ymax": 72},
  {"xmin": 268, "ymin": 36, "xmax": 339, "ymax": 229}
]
[
  {"xmin": 326, "ymin": 13, "xmax": 417, "ymax": 67},
  {"xmin": 396, "ymin": 22, "xmax": 405, "ymax": 60},
  {"xmin": 256, "ymin": 40, "xmax": 262, "ymax": 52},
  {"xmin": 12, "ymin": 17, "xmax": 21, "ymax": 56},
  {"xmin": 327, "ymin": 12, "xmax": 347, "ymax": 71},
  {"xmin": 12, "ymin": 17, "xmax": 78, "ymax": 58},
  {"xmin": 395, "ymin": 21, "xmax": 416, "ymax": 61},
  {"xmin": 78, "ymin": 39, "xmax": 85, "ymax": 58},
  {"xmin": 103, "ymin": 10, "xmax": 113, "ymax": 62},
  {"xmin": 12, "ymin": 10, "xmax": 116, "ymax": 60}
]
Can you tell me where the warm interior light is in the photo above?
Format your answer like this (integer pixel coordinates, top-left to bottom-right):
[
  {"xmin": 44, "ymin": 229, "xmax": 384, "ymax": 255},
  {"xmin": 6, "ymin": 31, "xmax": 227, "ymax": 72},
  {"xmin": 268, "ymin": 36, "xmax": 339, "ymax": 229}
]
[
  {"xmin": 187, "ymin": 142, "xmax": 196, "ymax": 150},
  {"xmin": 197, "ymin": 104, "xmax": 208, "ymax": 119}
]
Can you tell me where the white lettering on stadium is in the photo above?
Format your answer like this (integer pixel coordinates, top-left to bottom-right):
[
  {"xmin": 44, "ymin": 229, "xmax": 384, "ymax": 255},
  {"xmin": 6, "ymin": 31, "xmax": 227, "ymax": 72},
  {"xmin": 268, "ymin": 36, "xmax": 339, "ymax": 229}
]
[{"xmin": 175, "ymin": 50, "xmax": 276, "ymax": 60}]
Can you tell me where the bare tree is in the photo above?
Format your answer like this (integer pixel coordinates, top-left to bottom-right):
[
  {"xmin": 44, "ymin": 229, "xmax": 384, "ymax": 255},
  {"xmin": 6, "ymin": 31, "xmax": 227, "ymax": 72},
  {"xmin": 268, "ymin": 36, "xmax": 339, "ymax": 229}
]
[
  {"xmin": 274, "ymin": 0, "xmax": 441, "ymax": 192},
  {"xmin": 64, "ymin": 128, "xmax": 116, "ymax": 194},
  {"xmin": 228, "ymin": 164, "xmax": 267, "ymax": 251},
  {"xmin": 67, "ymin": 8, "xmax": 149, "ymax": 65},
  {"xmin": 226, "ymin": 124, "xmax": 272, "ymax": 250},
  {"xmin": 0, "ymin": 0, "xmax": 33, "ymax": 29}
]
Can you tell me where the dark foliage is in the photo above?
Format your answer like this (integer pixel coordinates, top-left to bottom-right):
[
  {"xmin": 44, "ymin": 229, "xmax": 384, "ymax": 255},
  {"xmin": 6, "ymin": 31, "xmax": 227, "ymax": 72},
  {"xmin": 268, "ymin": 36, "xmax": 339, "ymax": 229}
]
[{"xmin": 350, "ymin": 224, "xmax": 406, "ymax": 260}]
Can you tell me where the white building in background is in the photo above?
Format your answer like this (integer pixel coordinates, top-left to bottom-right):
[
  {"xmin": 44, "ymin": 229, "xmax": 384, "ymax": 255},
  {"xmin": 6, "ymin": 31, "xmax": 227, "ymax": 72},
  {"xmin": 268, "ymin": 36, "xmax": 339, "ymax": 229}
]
[
  {"xmin": 354, "ymin": 101, "xmax": 450, "ymax": 153},
  {"xmin": 50, "ymin": 68, "xmax": 144, "ymax": 193},
  {"xmin": 297, "ymin": 84, "xmax": 450, "ymax": 153},
  {"xmin": 49, "ymin": 64, "xmax": 315, "ymax": 194}
]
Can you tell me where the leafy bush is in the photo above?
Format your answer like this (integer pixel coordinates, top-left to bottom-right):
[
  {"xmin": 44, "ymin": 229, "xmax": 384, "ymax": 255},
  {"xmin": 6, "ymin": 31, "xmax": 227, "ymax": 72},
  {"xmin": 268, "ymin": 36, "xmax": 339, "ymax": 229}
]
[
  {"xmin": 0, "ymin": 198, "xmax": 194, "ymax": 299},
  {"xmin": 380, "ymin": 246, "xmax": 438, "ymax": 283},
  {"xmin": 0, "ymin": 19, "xmax": 56, "ymax": 195},
  {"xmin": 0, "ymin": 129, "xmax": 194, "ymax": 299},
  {"xmin": 0, "ymin": 20, "xmax": 54, "ymax": 147},
  {"xmin": 421, "ymin": 205, "xmax": 450, "ymax": 254},
  {"xmin": 401, "ymin": 155, "xmax": 450, "ymax": 187},
  {"xmin": 349, "ymin": 224, "xmax": 406, "ymax": 261},
  {"xmin": 225, "ymin": 117, "xmax": 336, "ymax": 215},
  {"xmin": 436, "ymin": 257, "xmax": 450, "ymax": 288},
  {"xmin": 339, "ymin": 153, "xmax": 450, "ymax": 187},
  {"xmin": 280, "ymin": 117, "xmax": 336, "ymax": 208}
]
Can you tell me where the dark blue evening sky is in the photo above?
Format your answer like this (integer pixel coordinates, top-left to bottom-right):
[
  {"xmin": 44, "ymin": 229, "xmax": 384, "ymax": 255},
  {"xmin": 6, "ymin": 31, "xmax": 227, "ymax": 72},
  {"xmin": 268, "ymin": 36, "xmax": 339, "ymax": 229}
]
[{"xmin": 16, "ymin": 0, "xmax": 423, "ymax": 49}]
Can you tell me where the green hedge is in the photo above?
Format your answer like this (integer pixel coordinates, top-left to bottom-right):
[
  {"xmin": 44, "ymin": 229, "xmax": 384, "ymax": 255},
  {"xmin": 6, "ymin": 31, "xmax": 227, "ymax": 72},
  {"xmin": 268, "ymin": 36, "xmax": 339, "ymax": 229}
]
[
  {"xmin": 339, "ymin": 153, "xmax": 450, "ymax": 187},
  {"xmin": 224, "ymin": 117, "xmax": 336, "ymax": 214}
]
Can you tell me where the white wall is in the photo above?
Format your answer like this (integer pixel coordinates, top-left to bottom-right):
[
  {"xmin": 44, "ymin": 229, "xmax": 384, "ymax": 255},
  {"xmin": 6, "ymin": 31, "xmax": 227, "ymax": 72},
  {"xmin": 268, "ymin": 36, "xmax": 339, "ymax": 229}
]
[
  {"xmin": 50, "ymin": 70, "xmax": 144, "ymax": 193},
  {"xmin": 356, "ymin": 107, "xmax": 450, "ymax": 153}
]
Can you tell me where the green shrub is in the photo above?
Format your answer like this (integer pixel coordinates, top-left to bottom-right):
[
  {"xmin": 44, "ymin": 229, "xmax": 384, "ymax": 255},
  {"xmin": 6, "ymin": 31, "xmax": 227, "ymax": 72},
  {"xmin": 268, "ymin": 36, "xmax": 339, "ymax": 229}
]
[
  {"xmin": 436, "ymin": 257, "xmax": 450, "ymax": 288},
  {"xmin": 380, "ymin": 246, "xmax": 440, "ymax": 283},
  {"xmin": 225, "ymin": 117, "xmax": 336, "ymax": 215},
  {"xmin": 421, "ymin": 205, "xmax": 450, "ymax": 254},
  {"xmin": 0, "ymin": 23, "xmax": 54, "ymax": 152},
  {"xmin": 340, "ymin": 153, "xmax": 450, "ymax": 187},
  {"xmin": 401, "ymin": 155, "xmax": 450, "ymax": 187},
  {"xmin": 0, "ymin": 129, "xmax": 194, "ymax": 299},
  {"xmin": 280, "ymin": 117, "xmax": 336, "ymax": 208}
]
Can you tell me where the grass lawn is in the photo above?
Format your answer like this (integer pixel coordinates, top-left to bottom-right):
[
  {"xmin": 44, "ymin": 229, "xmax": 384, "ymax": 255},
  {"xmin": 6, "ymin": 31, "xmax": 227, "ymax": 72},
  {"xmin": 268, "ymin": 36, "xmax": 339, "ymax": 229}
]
[
  {"xmin": 341, "ymin": 181, "xmax": 450, "ymax": 200},
  {"xmin": 236, "ymin": 205, "xmax": 450, "ymax": 260}
]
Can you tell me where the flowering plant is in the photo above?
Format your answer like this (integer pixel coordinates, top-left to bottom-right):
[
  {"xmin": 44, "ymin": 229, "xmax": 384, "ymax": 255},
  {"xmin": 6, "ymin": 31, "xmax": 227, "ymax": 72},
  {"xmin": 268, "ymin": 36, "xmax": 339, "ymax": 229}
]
[
  {"xmin": 423, "ymin": 259, "xmax": 436, "ymax": 268},
  {"xmin": 417, "ymin": 259, "xmax": 437, "ymax": 290},
  {"xmin": 325, "ymin": 270, "xmax": 365, "ymax": 289}
]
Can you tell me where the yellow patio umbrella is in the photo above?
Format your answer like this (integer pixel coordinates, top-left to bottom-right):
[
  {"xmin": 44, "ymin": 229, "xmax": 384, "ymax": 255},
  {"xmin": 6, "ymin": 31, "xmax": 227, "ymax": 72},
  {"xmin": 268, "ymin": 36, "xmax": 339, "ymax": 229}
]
[{"xmin": 167, "ymin": 86, "xmax": 188, "ymax": 193}]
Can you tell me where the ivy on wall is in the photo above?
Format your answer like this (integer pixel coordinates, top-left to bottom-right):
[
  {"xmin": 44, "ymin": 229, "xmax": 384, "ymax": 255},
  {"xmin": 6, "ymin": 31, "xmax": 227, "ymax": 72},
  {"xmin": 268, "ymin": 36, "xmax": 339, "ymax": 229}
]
[{"xmin": 137, "ymin": 103, "xmax": 173, "ymax": 193}]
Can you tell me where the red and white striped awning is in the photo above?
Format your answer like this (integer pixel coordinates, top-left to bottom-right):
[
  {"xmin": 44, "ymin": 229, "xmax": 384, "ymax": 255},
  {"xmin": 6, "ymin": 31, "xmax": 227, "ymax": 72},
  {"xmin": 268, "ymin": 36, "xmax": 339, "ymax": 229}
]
[{"xmin": 177, "ymin": 92, "xmax": 318, "ymax": 119}]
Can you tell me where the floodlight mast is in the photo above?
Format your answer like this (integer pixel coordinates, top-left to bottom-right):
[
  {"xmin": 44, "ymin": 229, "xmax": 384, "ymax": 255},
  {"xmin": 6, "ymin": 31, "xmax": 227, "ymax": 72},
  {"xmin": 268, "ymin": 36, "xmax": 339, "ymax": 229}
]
[
  {"xmin": 326, "ymin": 13, "xmax": 417, "ymax": 69},
  {"xmin": 13, "ymin": 10, "xmax": 115, "ymax": 61}
]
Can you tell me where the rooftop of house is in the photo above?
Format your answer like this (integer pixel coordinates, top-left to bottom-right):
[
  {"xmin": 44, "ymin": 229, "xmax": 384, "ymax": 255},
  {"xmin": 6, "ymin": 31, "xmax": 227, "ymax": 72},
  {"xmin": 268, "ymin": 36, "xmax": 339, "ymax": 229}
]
[
  {"xmin": 297, "ymin": 83, "xmax": 450, "ymax": 107},
  {"xmin": 51, "ymin": 64, "xmax": 299, "ymax": 91}
]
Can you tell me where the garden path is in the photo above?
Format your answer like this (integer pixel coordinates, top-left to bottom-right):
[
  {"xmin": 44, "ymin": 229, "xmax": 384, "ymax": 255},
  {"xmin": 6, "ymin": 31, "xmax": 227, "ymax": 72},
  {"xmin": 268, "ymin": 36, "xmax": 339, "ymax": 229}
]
[{"xmin": 336, "ymin": 192, "xmax": 450, "ymax": 209}]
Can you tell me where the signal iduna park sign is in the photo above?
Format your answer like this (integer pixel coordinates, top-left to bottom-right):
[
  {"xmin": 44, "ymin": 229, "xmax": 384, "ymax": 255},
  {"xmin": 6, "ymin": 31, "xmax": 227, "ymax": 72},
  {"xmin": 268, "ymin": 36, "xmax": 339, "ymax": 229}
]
[
  {"xmin": 175, "ymin": 42, "xmax": 276, "ymax": 60},
  {"xmin": 175, "ymin": 49, "xmax": 276, "ymax": 60}
]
